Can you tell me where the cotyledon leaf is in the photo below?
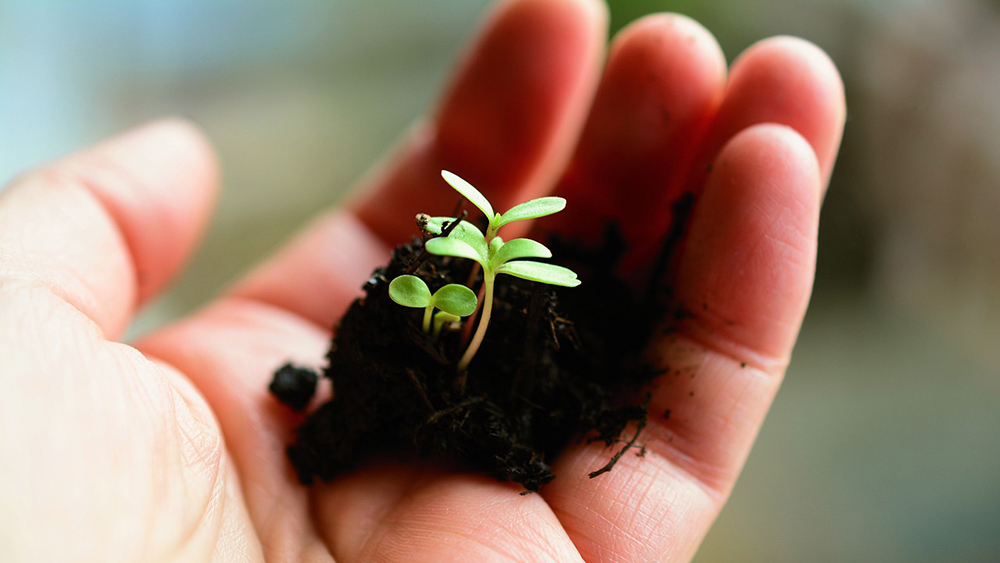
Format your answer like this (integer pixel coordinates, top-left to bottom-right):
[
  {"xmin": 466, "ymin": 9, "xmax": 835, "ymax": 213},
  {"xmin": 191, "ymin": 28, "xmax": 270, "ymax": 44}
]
[
  {"xmin": 388, "ymin": 275, "xmax": 432, "ymax": 308},
  {"xmin": 432, "ymin": 284, "xmax": 478, "ymax": 317}
]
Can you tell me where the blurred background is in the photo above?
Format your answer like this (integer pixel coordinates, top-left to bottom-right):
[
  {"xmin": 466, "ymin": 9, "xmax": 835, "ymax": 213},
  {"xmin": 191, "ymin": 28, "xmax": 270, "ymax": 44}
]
[{"xmin": 2, "ymin": 0, "xmax": 998, "ymax": 560}]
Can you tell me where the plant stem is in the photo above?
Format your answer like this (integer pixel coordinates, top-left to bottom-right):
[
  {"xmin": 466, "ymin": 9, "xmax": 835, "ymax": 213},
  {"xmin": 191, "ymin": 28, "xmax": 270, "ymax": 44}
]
[
  {"xmin": 457, "ymin": 274, "xmax": 493, "ymax": 371},
  {"xmin": 459, "ymin": 279, "xmax": 485, "ymax": 347},
  {"xmin": 422, "ymin": 306, "xmax": 433, "ymax": 332}
]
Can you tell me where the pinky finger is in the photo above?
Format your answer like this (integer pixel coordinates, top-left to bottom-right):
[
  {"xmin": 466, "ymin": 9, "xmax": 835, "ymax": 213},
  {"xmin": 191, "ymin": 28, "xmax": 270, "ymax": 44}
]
[
  {"xmin": 673, "ymin": 123, "xmax": 821, "ymax": 371},
  {"xmin": 545, "ymin": 123, "xmax": 823, "ymax": 563}
]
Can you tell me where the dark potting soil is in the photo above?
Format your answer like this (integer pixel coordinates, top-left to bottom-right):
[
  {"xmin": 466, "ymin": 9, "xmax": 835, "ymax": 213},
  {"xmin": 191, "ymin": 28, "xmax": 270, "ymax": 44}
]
[{"xmin": 269, "ymin": 224, "xmax": 666, "ymax": 493}]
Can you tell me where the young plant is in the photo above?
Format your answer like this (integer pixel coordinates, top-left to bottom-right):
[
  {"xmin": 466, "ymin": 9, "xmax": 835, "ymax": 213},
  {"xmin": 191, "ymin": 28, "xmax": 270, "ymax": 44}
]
[
  {"xmin": 431, "ymin": 312, "xmax": 461, "ymax": 337},
  {"xmin": 424, "ymin": 171, "xmax": 580, "ymax": 371},
  {"xmin": 388, "ymin": 275, "xmax": 478, "ymax": 333},
  {"xmin": 439, "ymin": 170, "xmax": 567, "ymax": 240}
]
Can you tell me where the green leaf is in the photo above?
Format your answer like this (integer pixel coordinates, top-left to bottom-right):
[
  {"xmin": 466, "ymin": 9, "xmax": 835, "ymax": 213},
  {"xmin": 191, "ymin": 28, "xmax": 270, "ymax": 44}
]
[
  {"xmin": 388, "ymin": 275, "xmax": 432, "ymax": 308},
  {"xmin": 425, "ymin": 236, "xmax": 486, "ymax": 266},
  {"xmin": 497, "ymin": 261, "xmax": 581, "ymax": 287},
  {"xmin": 441, "ymin": 170, "xmax": 495, "ymax": 221},
  {"xmin": 492, "ymin": 238, "xmax": 552, "ymax": 267},
  {"xmin": 431, "ymin": 284, "xmax": 478, "ymax": 317},
  {"xmin": 426, "ymin": 217, "xmax": 488, "ymax": 259},
  {"xmin": 496, "ymin": 196, "xmax": 566, "ymax": 229}
]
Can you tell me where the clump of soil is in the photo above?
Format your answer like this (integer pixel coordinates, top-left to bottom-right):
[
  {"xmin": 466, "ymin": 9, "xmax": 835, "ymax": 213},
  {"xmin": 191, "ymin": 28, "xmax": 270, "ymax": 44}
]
[{"xmin": 270, "ymin": 225, "xmax": 663, "ymax": 493}]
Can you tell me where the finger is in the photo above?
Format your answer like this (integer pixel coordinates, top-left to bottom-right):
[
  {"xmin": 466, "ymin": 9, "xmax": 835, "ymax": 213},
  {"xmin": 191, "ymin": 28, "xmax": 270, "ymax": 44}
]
[
  {"xmin": 137, "ymin": 298, "xmax": 335, "ymax": 561},
  {"xmin": 230, "ymin": 211, "xmax": 390, "ymax": 328},
  {"xmin": 543, "ymin": 125, "xmax": 822, "ymax": 562},
  {"xmin": 0, "ymin": 119, "xmax": 218, "ymax": 338},
  {"xmin": 314, "ymin": 463, "xmax": 584, "ymax": 562},
  {"xmin": 0, "ymin": 268, "xmax": 259, "ymax": 561},
  {"xmin": 350, "ymin": 0, "xmax": 607, "ymax": 245},
  {"xmin": 546, "ymin": 35, "xmax": 844, "ymax": 285},
  {"xmin": 675, "ymin": 124, "xmax": 821, "ymax": 365},
  {"xmin": 231, "ymin": 0, "xmax": 607, "ymax": 327},
  {"xmin": 542, "ymin": 14, "xmax": 727, "ymax": 255},
  {"xmin": 692, "ymin": 36, "xmax": 845, "ymax": 193}
]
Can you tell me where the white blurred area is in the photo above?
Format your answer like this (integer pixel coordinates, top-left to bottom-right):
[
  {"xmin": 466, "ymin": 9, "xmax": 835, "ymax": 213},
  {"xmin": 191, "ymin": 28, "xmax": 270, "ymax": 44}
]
[{"xmin": 1, "ymin": 0, "xmax": 999, "ymax": 561}]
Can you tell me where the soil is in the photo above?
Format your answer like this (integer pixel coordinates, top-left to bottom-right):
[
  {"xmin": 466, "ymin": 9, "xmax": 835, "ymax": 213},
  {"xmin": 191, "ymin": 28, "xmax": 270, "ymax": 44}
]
[{"xmin": 269, "ymin": 223, "xmax": 667, "ymax": 493}]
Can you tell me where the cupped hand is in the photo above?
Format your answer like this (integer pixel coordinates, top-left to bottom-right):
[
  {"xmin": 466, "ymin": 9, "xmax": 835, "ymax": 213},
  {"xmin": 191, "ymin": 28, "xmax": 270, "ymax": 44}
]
[{"xmin": 0, "ymin": 0, "xmax": 844, "ymax": 561}]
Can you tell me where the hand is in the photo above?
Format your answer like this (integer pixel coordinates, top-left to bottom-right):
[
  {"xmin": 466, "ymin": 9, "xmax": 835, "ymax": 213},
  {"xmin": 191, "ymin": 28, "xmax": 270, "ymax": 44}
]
[{"xmin": 0, "ymin": 0, "xmax": 844, "ymax": 561}]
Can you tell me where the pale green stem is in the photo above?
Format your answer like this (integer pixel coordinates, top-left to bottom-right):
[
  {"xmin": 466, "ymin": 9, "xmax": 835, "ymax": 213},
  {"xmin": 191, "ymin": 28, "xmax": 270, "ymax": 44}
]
[
  {"xmin": 458, "ymin": 274, "xmax": 493, "ymax": 371},
  {"xmin": 459, "ymin": 279, "xmax": 486, "ymax": 347},
  {"xmin": 422, "ymin": 305, "xmax": 434, "ymax": 332}
]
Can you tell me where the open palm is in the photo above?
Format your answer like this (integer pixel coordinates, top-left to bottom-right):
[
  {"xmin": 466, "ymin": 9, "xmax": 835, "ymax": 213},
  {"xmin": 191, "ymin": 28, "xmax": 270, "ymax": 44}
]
[{"xmin": 0, "ymin": 0, "xmax": 844, "ymax": 561}]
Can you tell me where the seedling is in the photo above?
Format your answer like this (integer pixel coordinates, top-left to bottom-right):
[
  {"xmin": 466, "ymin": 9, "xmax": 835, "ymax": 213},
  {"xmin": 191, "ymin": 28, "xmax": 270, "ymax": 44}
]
[
  {"xmin": 388, "ymin": 275, "xmax": 478, "ymax": 333},
  {"xmin": 439, "ymin": 170, "xmax": 567, "ymax": 240},
  {"xmin": 423, "ymin": 171, "xmax": 580, "ymax": 371},
  {"xmin": 432, "ymin": 312, "xmax": 461, "ymax": 337}
]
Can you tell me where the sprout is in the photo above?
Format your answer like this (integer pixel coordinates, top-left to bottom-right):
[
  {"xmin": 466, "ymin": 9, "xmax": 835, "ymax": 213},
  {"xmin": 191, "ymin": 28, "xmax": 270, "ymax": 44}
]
[
  {"xmin": 440, "ymin": 170, "xmax": 567, "ymax": 240},
  {"xmin": 388, "ymin": 275, "xmax": 478, "ymax": 333},
  {"xmin": 423, "ymin": 171, "xmax": 580, "ymax": 371},
  {"xmin": 432, "ymin": 312, "xmax": 460, "ymax": 337}
]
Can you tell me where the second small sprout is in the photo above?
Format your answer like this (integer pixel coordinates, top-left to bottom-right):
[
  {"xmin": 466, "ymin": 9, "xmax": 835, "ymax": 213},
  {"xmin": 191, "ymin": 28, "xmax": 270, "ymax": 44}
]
[{"xmin": 388, "ymin": 275, "xmax": 478, "ymax": 333}]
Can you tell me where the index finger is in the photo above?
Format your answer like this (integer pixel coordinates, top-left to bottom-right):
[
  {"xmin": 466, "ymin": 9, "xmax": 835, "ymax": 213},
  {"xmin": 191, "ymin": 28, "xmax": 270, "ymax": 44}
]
[
  {"xmin": 233, "ymin": 0, "xmax": 608, "ymax": 328},
  {"xmin": 348, "ymin": 0, "xmax": 607, "ymax": 245},
  {"xmin": 0, "ymin": 120, "xmax": 218, "ymax": 339}
]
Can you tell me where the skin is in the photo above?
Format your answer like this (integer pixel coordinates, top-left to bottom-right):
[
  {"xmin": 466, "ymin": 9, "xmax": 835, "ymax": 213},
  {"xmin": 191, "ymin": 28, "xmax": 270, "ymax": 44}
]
[{"xmin": 0, "ymin": 0, "xmax": 844, "ymax": 561}]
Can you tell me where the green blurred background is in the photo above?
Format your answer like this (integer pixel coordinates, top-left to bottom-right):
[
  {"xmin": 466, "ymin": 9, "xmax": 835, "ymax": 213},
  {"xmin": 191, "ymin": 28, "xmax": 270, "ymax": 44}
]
[{"xmin": 2, "ymin": 1, "xmax": 998, "ymax": 560}]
